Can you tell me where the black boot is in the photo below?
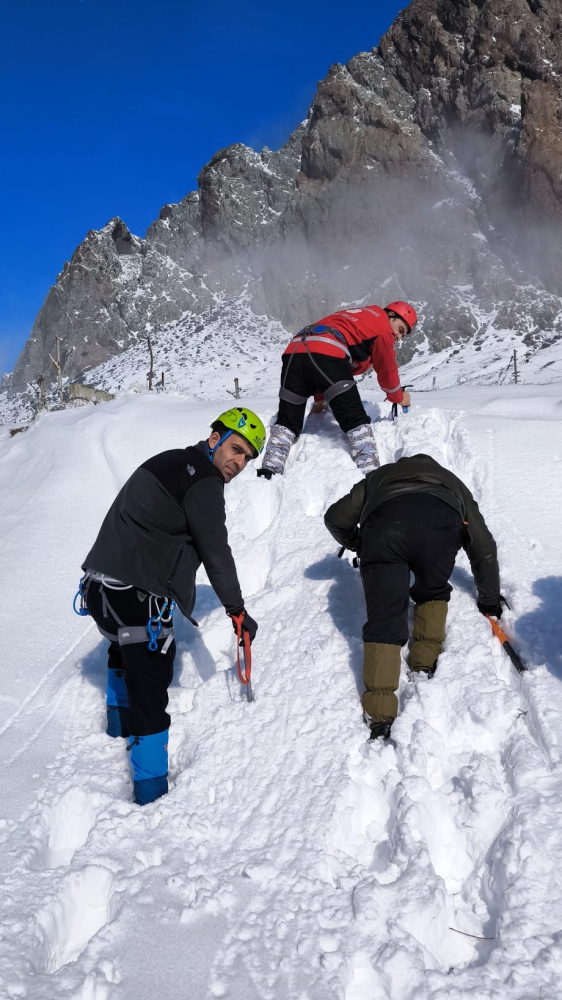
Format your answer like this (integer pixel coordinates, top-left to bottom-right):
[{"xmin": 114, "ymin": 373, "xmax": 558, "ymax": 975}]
[
  {"xmin": 410, "ymin": 665, "xmax": 436, "ymax": 679},
  {"xmin": 363, "ymin": 712, "xmax": 394, "ymax": 742},
  {"xmin": 369, "ymin": 720, "xmax": 393, "ymax": 742},
  {"xmin": 257, "ymin": 468, "xmax": 274, "ymax": 480}
]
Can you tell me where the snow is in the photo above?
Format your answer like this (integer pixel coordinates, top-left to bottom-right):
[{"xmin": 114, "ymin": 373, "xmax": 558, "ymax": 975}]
[
  {"xmin": 1, "ymin": 381, "xmax": 562, "ymax": 998},
  {"xmin": 115, "ymin": 255, "xmax": 142, "ymax": 285}
]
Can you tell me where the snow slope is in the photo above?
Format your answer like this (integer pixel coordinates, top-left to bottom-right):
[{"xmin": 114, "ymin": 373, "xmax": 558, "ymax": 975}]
[{"xmin": 1, "ymin": 384, "xmax": 562, "ymax": 1000}]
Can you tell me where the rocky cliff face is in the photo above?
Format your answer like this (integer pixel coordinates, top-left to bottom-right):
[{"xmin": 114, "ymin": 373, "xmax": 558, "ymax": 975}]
[
  {"xmin": 380, "ymin": 0, "xmax": 562, "ymax": 287},
  {"xmin": 11, "ymin": 0, "xmax": 562, "ymax": 387}
]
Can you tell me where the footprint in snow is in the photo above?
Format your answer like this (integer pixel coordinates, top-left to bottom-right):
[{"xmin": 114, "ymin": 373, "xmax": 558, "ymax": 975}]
[
  {"xmin": 30, "ymin": 786, "xmax": 105, "ymax": 870},
  {"xmin": 31, "ymin": 865, "xmax": 116, "ymax": 974}
]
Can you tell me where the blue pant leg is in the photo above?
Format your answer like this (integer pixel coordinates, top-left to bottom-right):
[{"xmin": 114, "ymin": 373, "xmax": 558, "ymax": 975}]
[
  {"xmin": 129, "ymin": 730, "xmax": 169, "ymax": 805},
  {"xmin": 106, "ymin": 643, "xmax": 130, "ymax": 738}
]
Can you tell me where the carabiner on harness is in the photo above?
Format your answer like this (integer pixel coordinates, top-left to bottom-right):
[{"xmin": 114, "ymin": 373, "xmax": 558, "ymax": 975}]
[
  {"xmin": 147, "ymin": 597, "xmax": 176, "ymax": 651},
  {"xmin": 73, "ymin": 575, "xmax": 91, "ymax": 617}
]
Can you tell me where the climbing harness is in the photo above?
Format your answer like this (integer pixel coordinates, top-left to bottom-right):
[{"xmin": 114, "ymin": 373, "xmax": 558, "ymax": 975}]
[
  {"xmin": 485, "ymin": 614, "xmax": 527, "ymax": 674},
  {"xmin": 74, "ymin": 573, "xmax": 175, "ymax": 653},
  {"xmin": 231, "ymin": 612, "xmax": 253, "ymax": 702},
  {"xmin": 73, "ymin": 575, "xmax": 91, "ymax": 616},
  {"xmin": 280, "ymin": 326, "xmax": 356, "ymax": 407}
]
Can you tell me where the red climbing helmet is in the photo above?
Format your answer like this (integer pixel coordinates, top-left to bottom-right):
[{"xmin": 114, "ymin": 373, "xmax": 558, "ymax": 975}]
[{"xmin": 385, "ymin": 301, "xmax": 418, "ymax": 333}]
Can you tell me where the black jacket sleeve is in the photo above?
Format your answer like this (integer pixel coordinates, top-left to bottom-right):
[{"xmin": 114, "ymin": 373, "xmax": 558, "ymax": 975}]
[
  {"xmin": 461, "ymin": 487, "xmax": 501, "ymax": 604},
  {"xmin": 183, "ymin": 477, "xmax": 244, "ymax": 613},
  {"xmin": 324, "ymin": 480, "xmax": 367, "ymax": 547}
]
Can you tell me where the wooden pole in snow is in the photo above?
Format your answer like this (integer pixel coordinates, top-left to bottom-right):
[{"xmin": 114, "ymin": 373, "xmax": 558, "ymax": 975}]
[
  {"xmin": 513, "ymin": 349, "xmax": 519, "ymax": 384},
  {"xmin": 147, "ymin": 335, "xmax": 154, "ymax": 390},
  {"xmin": 48, "ymin": 337, "xmax": 64, "ymax": 406},
  {"xmin": 37, "ymin": 375, "xmax": 46, "ymax": 411}
]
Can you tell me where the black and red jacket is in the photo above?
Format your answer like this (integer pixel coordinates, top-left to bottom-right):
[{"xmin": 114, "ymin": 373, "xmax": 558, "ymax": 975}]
[{"xmin": 283, "ymin": 305, "xmax": 404, "ymax": 404}]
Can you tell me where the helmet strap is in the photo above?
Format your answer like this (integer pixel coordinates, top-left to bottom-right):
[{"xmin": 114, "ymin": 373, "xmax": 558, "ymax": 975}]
[{"xmin": 207, "ymin": 429, "xmax": 233, "ymax": 461}]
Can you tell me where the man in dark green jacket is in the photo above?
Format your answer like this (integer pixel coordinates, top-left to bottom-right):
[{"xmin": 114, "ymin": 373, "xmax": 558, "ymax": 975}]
[{"xmin": 324, "ymin": 454, "xmax": 502, "ymax": 740}]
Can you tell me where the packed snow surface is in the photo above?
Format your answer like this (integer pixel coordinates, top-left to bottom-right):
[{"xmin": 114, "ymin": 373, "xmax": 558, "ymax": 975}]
[{"xmin": 1, "ymin": 383, "xmax": 562, "ymax": 999}]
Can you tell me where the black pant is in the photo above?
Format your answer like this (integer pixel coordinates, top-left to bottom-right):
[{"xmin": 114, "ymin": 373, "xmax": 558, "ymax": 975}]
[
  {"xmin": 276, "ymin": 353, "xmax": 370, "ymax": 436},
  {"xmin": 86, "ymin": 581, "xmax": 176, "ymax": 735},
  {"xmin": 359, "ymin": 495, "xmax": 463, "ymax": 644}
]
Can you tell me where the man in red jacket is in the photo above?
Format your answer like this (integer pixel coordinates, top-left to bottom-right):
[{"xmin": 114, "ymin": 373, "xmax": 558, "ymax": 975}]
[{"xmin": 258, "ymin": 301, "xmax": 417, "ymax": 478}]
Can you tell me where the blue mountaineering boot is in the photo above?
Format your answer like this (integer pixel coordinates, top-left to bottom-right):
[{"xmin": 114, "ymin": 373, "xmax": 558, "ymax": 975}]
[
  {"xmin": 106, "ymin": 667, "xmax": 130, "ymax": 738},
  {"xmin": 128, "ymin": 731, "xmax": 169, "ymax": 806}
]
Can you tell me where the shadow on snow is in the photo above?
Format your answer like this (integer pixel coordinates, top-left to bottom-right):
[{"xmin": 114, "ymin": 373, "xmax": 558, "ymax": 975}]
[
  {"xmin": 304, "ymin": 552, "xmax": 365, "ymax": 696},
  {"xmin": 516, "ymin": 576, "xmax": 562, "ymax": 679}
]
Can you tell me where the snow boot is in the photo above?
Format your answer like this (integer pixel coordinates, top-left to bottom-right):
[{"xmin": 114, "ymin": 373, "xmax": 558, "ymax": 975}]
[
  {"xmin": 128, "ymin": 730, "xmax": 169, "ymax": 806},
  {"xmin": 106, "ymin": 667, "xmax": 130, "ymax": 738},
  {"xmin": 361, "ymin": 642, "xmax": 400, "ymax": 722},
  {"xmin": 410, "ymin": 600, "xmax": 448, "ymax": 677},
  {"xmin": 258, "ymin": 424, "xmax": 295, "ymax": 477},
  {"xmin": 367, "ymin": 719, "xmax": 393, "ymax": 742},
  {"xmin": 346, "ymin": 424, "xmax": 380, "ymax": 474}
]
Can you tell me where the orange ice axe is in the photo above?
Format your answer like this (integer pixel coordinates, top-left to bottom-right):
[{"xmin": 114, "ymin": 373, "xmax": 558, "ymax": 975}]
[{"xmin": 485, "ymin": 615, "xmax": 527, "ymax": 674}]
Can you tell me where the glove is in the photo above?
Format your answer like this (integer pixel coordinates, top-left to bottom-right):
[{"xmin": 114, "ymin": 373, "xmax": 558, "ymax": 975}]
[
  {"xmin": 477, "ymin": 599, "xmax": 503, "ymax": 619},
  {"xmin": 343, "ymin": 528, "xmax": 360, "ymax": 552},
  {"xmin": 228, "ymin": 608, "xmax": 258, "ymax": 644}
]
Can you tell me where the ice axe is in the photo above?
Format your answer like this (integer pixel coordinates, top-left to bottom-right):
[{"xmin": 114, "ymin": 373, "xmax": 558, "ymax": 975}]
[
  {"xmin": 232, "ymin": 614, "xmax": 254, "ymax": 701},
  {"xmin": 485, "ymin": 615, "xmax": 527, "ymax": 674},
  {"xmin": 337, "ymin": 545, "xmax": 359, "ymax": 569},
  {"xmin": 391, "ymin": 384, "xmax": 413, "ymax": 418}
]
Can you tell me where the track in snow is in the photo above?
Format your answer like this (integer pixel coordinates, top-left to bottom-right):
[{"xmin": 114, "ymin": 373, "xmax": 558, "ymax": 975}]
[{"xmin": 0, "ymin": 399, "xmax": 561, "ymax": 1000}]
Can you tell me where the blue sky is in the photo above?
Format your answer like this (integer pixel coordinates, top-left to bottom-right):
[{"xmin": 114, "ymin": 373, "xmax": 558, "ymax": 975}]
[{"xmin": 1, "ymin": 0, "xmax": 407, "ymax": 374}]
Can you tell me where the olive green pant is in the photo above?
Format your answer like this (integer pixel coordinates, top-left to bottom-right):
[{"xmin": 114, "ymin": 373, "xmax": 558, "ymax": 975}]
[
  {"xmin": 410, "ymin": 600, "xmax": 448, "ymax": 671},
  {"xmin": 361, "ymin": 600, "xmax": 448, "ymax": 722}
]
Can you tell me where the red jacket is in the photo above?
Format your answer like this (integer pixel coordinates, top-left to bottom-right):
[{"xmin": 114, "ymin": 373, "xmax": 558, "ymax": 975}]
[{"xmin": 283, "ymin": 305, "xmax": 404, "ymax": 404}]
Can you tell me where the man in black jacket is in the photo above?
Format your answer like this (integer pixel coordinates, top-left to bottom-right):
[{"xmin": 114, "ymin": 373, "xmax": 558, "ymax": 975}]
[
  {"xmin": 79, "ymin": 407, "xmax": 265, "ymax": 805},
  {"xmin": 324, "ymin": 454, "xmax": 502, "ymax": 741}
]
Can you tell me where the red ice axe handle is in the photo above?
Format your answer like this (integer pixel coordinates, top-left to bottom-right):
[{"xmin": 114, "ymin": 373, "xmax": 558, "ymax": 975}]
[
  {"xmin": 485, "ymin": 615, "xmax": 527, "ymax": 674},
  {"xmin": 231, "ymin": 613, "xmax": 252, "ymax": 687}
]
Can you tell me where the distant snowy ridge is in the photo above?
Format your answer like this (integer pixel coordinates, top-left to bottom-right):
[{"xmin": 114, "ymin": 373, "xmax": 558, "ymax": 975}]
[{"xmin": 2, "ymin": 286, "xmax": 562, "ymax": 426}]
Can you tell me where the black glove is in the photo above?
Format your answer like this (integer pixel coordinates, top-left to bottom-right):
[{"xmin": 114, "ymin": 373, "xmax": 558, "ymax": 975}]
[
  {"xmin": 339, "ymin": 528, "xmax": 359, "ymax": 553},
  {"xmin": 477, "ymin": 599, "xmax": 503, "ymax": 619},
  {"xmin": 228, "ymin": 608, "xmax": 258, "ymax": 644}
]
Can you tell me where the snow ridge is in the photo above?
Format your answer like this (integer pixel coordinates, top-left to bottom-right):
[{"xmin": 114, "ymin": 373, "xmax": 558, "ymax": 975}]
[{"xmin": 3, "ymin": 283, "xmax": 562, "ymax": 428}]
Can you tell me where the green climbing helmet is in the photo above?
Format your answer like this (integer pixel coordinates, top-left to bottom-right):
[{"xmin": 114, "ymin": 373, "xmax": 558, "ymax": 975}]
[{"xmin": 213, "ymin": 407, "xmax": 266, "ymax": 456}]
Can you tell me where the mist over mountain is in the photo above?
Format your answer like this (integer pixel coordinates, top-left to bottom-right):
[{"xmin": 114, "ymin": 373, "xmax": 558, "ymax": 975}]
[{"xmin": 7, "ymin": 0, "xmax": 562, "ymax": 397}]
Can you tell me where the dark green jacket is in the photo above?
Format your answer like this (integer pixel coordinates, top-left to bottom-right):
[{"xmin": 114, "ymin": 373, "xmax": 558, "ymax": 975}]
[{"xmin": 324, "ymin": 454, "xmax": 500, "ymax": 603}]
